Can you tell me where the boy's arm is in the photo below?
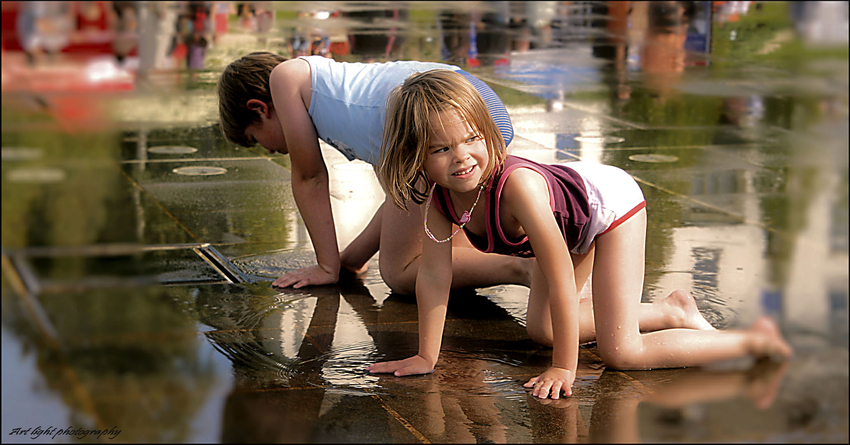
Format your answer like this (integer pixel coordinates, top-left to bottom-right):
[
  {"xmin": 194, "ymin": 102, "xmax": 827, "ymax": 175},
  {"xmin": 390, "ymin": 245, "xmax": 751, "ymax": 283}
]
[
  {"xmin": 269, "ymin": 59, "xmax": 340, "ymax": 288},
  {"xmin": 367, "ymin": 206, "xmax": 453, "ymax": 376},
  {"xmin": 504, "ymin": 168, "xmax": 580, "ymax": 398}
]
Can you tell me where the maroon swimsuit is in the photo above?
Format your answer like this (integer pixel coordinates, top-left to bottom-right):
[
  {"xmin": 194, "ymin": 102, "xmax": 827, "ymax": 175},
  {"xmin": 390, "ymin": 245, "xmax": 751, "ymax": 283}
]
[{"xmin": 432, "ymin": 156, "xmax": 592, "ymax": 257}]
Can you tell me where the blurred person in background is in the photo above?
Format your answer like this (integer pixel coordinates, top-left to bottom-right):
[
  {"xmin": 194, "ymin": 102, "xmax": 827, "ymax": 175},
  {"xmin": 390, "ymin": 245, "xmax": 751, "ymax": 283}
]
[
  {"xmin": 212, "ymin": 1, "xmax": 235, "ymax": 45},
  {"xmin": 136, "ymin": 1, "xmax": 177, "ymax": 83},
  {"xmin": 17, "ymin": 1, "xmax": 74, "ymax": 66},
  {"xmin": 186, "ymin": 1, "xmax": 209, "ymax": 70},
  {"xmin": 344, "ymin": 8, "xmax": 407, "ymax": 61},
  {"xmin": 237, "ymin": 3, "xmax": 256, "ymax": 33},
  {"xmin": 640, "ymin": 1, "xmax": 694, "ymax": 99},
  {"xmin": 111, "ymin": 1, "xmax": 139, "ymax": 65}
]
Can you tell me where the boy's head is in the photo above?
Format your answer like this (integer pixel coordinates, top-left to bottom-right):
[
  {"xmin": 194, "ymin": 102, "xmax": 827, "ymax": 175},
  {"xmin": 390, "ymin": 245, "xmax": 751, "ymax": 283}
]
[
  {"xmin": 218, "ymin": 52, "xmax": 288, "ymax": 147},
  {"xmin": 378, "ymin": 69, "xmax": 506, "ymax": 210}
]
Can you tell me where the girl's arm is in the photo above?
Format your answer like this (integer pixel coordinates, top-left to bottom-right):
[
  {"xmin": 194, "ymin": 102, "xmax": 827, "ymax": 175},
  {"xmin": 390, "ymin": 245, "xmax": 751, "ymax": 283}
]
[
  {"xmin": 503, "ymin": 168, "xmax": 580, "ymax": 398},
  {"xmin": 367, "ymin": 204, "xmax": 454, "ymax": 376},
  {"xmin": 269, "ymin": 59, "xmax": 340, "ymax": 288}
]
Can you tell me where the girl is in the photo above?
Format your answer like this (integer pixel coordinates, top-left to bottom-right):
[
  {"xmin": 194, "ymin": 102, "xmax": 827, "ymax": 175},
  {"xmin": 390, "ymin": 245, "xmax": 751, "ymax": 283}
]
[{"xmin": 366, "ymin": 70, "xmax": 793, "ymax": 399}]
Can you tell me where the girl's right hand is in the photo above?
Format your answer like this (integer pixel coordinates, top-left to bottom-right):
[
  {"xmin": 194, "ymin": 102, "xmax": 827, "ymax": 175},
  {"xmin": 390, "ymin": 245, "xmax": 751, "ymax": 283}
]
[
  {"xmin": 366, "ymin": 355, "xmax": 435, "ymax": 376},
  {"xmin": 524, "ymin": 366, "xmax": 576, "ymax": 399},
  {"xmin": 272, "ymin": 264, "xmax": 338, "ymax": 288}
]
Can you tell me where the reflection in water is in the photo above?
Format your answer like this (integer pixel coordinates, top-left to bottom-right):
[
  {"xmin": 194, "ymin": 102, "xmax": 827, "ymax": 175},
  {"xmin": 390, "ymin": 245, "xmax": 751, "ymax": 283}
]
[
  {"xmin": 197, "ymin": 273, "xmax": 801, "ymax": 442},
  {"xmin": 1, "ymin": 284, "xmax": 215, "ymax": 442},
  {"xmin": 588, "ymin": 360, "xmax": 792, "ymax": 443},
  {"xmin": 197, "ymin": 283, "xmax": 329, "ymax": 386},
  {"xmin": 231, "ymin": 250, "xmax": 323, "ymax": 280}
]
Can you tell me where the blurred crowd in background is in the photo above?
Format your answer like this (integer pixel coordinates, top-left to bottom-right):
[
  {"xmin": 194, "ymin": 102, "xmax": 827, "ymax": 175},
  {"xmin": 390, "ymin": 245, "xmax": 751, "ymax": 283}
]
[{"xmin": 0, "ymin": 1, "xmax": 847, "ymax": 89}]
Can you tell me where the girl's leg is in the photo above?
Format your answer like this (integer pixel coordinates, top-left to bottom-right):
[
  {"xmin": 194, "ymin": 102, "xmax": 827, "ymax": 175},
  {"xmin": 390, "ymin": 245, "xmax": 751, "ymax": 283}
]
[
  {"xmin": 340, "ymin": 204, "xmax": 382, "ymax": 275},
  {"xmin": 378, "ymin": 197, "xmax": 532, "ymax": 295},
  {"xmin": 527, "ymin": 244, "xmax": 715, "ymax": 346},
  {"xmin": 590, "ymin": 209, "xmax": 791, "ymax": 370}
]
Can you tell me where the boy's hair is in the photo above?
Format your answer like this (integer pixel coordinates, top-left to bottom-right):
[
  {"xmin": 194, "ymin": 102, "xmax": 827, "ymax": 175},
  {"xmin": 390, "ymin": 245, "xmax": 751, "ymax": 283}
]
[
  {"xmin": 378, "ymin": 69, "xmax": 507, "ymax": 211},
  {"xmin": 218, "ymin": 51, "xmax": 288, "ymax": 147}
]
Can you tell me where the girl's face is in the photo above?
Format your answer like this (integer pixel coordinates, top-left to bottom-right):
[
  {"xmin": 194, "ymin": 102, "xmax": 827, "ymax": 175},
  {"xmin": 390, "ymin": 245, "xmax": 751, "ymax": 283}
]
[{"xmin": 423, "ymin": 108, "xmax": 489, "ymax": 195}]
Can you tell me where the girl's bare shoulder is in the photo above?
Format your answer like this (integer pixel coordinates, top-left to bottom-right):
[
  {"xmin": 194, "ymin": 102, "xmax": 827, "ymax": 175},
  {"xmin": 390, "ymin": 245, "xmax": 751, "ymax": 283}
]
[
  {"xmin": 501, "ymin": 167, "xmax": 550, "ymax": 214},
  {"xmin": 503, "ymin": 167, "xmax": 548, "ymax": 198}
]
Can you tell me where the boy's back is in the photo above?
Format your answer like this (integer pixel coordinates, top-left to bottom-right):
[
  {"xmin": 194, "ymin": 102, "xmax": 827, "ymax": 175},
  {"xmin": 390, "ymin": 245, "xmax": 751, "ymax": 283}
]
[{"xmin": 301, "ymin": 56, "xmax": 459, "ymax": 164}]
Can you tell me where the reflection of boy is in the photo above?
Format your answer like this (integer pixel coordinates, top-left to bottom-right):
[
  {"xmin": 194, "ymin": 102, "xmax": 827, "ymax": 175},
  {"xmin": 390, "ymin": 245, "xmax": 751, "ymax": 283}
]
[{"xmin": 217, "ymin": 53, "xmax": 524, "ymax": 292}]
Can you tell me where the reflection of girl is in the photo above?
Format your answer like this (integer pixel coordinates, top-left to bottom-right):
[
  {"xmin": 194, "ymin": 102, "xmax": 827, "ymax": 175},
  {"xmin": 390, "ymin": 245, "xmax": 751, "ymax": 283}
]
[{"xmin": 368, "ymin": 70, "xmax": 793, "ymax": 399}]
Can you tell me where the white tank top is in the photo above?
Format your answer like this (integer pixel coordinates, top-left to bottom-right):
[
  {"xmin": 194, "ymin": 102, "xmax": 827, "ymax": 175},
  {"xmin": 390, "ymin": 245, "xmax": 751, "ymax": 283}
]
[{"xmin": 299, "ymin": 56, "xmax": 459, "ymax": 165}]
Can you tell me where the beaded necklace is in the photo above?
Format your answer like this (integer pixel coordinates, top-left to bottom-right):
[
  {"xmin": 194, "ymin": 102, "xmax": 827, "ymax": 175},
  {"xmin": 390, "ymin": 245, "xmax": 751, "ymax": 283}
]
[{"xmin": 423, "ymin": 181, "xmax": 485, "ymax": 243}]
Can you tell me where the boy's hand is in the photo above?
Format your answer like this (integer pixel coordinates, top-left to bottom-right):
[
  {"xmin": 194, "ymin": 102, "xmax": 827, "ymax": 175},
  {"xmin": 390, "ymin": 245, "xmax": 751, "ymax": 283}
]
[
  {"xmin": 524, "ymin": 366, "xmax": 575, "ymax": 399},
  {"xmin": 272, "ymin": 265, "xmax": 338, "ymax": 288},
  {"xmin": 366, "ymin": 355, "xmax": 435, "ymax": 376}
]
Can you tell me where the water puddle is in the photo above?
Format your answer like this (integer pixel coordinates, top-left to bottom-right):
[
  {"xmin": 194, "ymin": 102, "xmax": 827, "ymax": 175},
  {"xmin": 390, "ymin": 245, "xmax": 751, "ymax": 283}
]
[
  {"xmin": 1, "ymin": 147, "xmax": 43, "ymax": 161},
  {"xmin": 574, "ymin": 135, "xmax": 626, "ymax": 144},
  {"xmin": 477, "ymin": 285, "xmax": 529, "ymax": 328},
  {"xmin": 433, "ymin": 351, "xmax": 529, "ymax": 401},
  {"xmin": 629, "ymin": 154, "xmax": 680, "ymax": 163},
  {"xmin": 148, "ymin": 145, "xmax": 198, "ymax": 155},
  {"xmin": 231, "ymin": 251, "xmax": 319, "ymax": 279},
  {"xmin": 319, "ymin": 340, "xmax": 383, "ymax": 390},
  {"xmin": 200, "ymin": 289, "xmax": 322, "ymax": 385},
  {"xmin": 172, "ymin": 166, "xmax": 228, "ymax": 176},
  {"xmin": 6, "ymin": 168, "xmax": 66, "ymax": 183}
]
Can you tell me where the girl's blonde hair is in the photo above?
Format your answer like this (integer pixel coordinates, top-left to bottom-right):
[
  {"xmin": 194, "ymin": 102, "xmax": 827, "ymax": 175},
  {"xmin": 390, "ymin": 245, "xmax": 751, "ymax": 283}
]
[{"xmin": 378, "ymin": 69, "xmax": 507, "ymax": 211}]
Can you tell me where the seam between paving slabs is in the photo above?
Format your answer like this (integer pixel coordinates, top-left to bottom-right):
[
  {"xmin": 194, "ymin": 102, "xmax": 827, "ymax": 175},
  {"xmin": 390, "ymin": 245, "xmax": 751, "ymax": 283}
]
[{"xmin": 118, "ymin": 166, "xmax": 204, "ymax": 243}]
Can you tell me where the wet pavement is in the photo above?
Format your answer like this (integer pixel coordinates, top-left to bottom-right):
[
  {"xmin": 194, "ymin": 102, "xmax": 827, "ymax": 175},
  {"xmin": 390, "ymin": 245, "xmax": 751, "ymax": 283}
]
[{"xmin": 2, "ymin": 2, "xmax": 848, "ymax": 443}]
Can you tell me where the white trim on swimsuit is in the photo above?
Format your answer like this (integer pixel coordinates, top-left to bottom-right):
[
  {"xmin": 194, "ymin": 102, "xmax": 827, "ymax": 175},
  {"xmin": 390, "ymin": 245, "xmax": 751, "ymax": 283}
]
[{"xmin": 565, "ymin": 162, "xmax": 646, "ymax": 255}]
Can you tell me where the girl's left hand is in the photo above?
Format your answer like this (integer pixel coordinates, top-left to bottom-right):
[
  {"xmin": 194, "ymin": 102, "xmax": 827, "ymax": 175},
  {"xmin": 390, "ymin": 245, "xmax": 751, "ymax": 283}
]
[{"xmin": 524, "ymin": 366, "xmax": 575, "ymax": 399}]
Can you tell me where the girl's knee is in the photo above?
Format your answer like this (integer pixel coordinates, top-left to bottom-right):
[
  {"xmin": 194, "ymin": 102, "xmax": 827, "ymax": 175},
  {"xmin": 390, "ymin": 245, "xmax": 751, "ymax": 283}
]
[
  {"xmin": 597, "ymin": 342, "xmax": 644, "ymax": 370},
  {"xmin": 379, "ymin": 259, "xmax": 417, "ymax": 295},
  {"xmin": 527, "ymin": 325, "xmax": 553, "ymax": 347}
]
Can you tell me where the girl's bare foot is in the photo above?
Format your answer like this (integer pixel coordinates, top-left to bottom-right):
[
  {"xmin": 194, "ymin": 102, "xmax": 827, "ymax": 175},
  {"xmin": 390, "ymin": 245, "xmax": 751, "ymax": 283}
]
[
  {"xmin": 748, "ymin": 316, "xmax": 793, "ymax": 360},
  {"xmin": 658, "ymin": 290, "xmax": 716, "ymax": 331}
]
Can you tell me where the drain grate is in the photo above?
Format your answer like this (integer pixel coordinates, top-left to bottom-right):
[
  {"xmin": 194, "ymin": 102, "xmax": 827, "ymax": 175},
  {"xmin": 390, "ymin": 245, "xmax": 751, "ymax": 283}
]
[
  {"xmin": 194, "ymin": 244, "xmax": 250, "ymax": 284},
  {"xmin": 1, "ymin": 243, "xmax": 264, "ymax": 296}
]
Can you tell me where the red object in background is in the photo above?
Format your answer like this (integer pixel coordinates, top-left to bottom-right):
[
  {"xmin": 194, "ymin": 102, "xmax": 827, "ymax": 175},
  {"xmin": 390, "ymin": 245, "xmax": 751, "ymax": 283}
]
[
  {"xmin": 330, "ymin": 41, "xmax": 349, "ymax": 56},
  {"xmin": 76, "ymin": 1, "xmax": 109, "ymax": 31},
  {"xmin": 1, "ymin": 1, "xmax": 136, "ymax": 56},
  {"xmin": 172, "ymin": 42, "xmax": 187, "ymax": 68}
]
